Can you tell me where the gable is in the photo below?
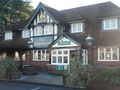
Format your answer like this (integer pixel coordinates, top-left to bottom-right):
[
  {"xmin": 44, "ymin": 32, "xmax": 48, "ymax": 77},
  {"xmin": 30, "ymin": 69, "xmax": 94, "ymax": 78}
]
[
  {"xmin": 52, "ymin": 36, "xmax": 80, "ymax": 48},
  {"xmin": 26, "ymin": 3, "xmax": 58, "ymax": 28}
]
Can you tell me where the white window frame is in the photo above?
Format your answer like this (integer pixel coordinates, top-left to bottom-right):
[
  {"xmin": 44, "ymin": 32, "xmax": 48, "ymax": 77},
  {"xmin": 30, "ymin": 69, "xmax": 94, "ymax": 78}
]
[
  {"xmin": 44, "ymin": 25, "xmax": 53, "ymax": 35},
  {"xmin": 51, "ymin": 49, "xmax": 71, "ymax": 65},
  {"xmin": 103, "ymin": 18, "xmax": 118, "ymax": 30},
  {"xmin": 34, "ymin": 26, "xmax": 43, "ymax": 36},
  {"xmin": 98, "ymin": 47, "xmax": 119, "ymax": 61},
  {"xmin": 71, "ymin": 22, "xmax": 84, "ymax": 33},
  {"xmin": 33, "ymin": 50, "xmax": 49, "ymax": 61},
  {"xmin": 22, "ymin": 30, "xmax": 30, "ymax": 38},
  {"xmin": 4, "ymin": 32, "xmax": 13, "ymax": 40}
]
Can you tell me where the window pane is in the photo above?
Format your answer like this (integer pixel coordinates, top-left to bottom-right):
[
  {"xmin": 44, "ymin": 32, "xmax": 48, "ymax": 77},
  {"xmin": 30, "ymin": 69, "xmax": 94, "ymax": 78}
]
[
  {"xmin": 46, "ymin": 52, "xmax": 49, "ymax": 60},
  {"xmin": 58, "ymin": 56, "xmax": 62, "ymax": 63},
  {"xmin": 64, "ymin": 56, "xmax": 68, "ymax": 63},
  {"xmin": 64, "ymin": 51, "xmax": 68, "ymax": 54},
  {"xmin": 111, "ymin": 19, "xmax": 117, "ymax": 29},
  {"xmin": 33, "ymin": 51, "xmax": 38, "ymax": 60},
  {"xmin": 38, "ymin": 51, "xmax": 41, "ymax": 60},
  {"xmin": 52, "ymin": 51, "xmax": 56, "ymax": 54},
  {"xmin": 34, "ymin": 26, "xmax": 42, "ymax": 36},
  {"xmin": 99, "ymin": 48, "xmax": 104, "ymax": 60},
  {"xmin": 106, "ymin": 48, "xmax": 111, "ymax": 60},
  {"xmin": 42, "ymin": 50, "xmax": 46, "ymax": 60},
  {"xmin": 78, "ymin": 23, "xmax": 83, "ymax": 32},
  {"xmin": 58, "ymin": 51, "xmax": 62, "ymax": 54},
  {"xmin": 104, "ymin": 19, "xmax": 110, "ymax": 30},
  {"xmin": 44, "ymin": 25, "xmax": 53, "ymax": 35},
  {"xmin": 52, "ymin": 56, "xmax": 56, "ymax": 63},
  {"xmin": 112, "ymin": 48, "xmax": 118, "ymax": 60}
]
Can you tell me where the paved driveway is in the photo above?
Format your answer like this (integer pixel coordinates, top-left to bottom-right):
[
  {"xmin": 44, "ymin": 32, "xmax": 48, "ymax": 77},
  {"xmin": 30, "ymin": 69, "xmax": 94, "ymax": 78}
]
[{"xmin": 0, "ymin": 81, "xmax": 84, "ymax": 90}]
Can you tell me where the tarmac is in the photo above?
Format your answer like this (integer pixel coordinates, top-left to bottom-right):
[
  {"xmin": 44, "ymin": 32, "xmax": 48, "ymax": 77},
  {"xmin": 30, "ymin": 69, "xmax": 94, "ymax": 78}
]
[{"xmin": 14, "ymin": 72, "xmax": 63, "ymax": 85}]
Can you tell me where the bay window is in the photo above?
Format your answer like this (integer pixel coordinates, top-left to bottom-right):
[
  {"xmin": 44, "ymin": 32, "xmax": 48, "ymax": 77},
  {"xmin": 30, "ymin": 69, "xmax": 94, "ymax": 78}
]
[
  {"xmin": 51, "ymin": 49, "xmax": 69, "ymax": 65},
  {"xmin": 33, "ymin": 50, "xmax": 49, "ymax": 61},
  {"xmin": 98, "ymin": 47, "xmax": 119, "ymax": 61}
]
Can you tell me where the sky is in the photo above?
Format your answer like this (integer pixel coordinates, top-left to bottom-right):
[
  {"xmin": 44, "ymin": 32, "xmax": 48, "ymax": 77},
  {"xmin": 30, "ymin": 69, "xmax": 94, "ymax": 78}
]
[{"xmin": 30, "ymin": 0, "xmax": 120, "ymax": 11}]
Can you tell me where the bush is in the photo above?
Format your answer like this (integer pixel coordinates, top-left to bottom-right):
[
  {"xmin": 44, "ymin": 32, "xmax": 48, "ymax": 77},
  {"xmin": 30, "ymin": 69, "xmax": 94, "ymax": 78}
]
[
  {"xmin": 0, "ymin": 57, "xmax": 20, "ymax": 80},
  {"xmin": 64, "ymin": 60, "xmax": 95, "ymax": 87},
  {"xmin": 93, "ymin": 68, "xmax": 120, "ymax": 84}
]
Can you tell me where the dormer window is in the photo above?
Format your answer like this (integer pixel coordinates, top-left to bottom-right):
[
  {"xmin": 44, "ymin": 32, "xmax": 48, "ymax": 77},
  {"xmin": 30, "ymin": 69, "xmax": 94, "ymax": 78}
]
[
  {"xmin": 5, "ymin": 32, "xmax": 12, "ymax": 40},
  {"xmin": 103, "ymin": 18, "xmax": 118, "ymax": 30},
  {"xmin": 22, "ymin": 30, "xmax": 30, "ymax": 38},
  {"xmin": 71, "ymin": 22, "xmax": 84, "ymax": 33}
]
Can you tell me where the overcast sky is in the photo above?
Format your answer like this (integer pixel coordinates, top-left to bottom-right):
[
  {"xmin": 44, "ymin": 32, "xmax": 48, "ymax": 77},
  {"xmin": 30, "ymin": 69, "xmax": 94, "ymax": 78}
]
[{"xmin": 30, "ymin": 0, "xmax": 120, "ymax": 10}]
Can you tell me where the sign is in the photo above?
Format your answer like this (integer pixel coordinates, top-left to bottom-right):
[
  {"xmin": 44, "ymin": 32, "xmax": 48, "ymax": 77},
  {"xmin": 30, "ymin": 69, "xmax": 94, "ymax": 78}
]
[
  {"xmin": 58, "ymin": 40, "xmax": 71, "ymax": 45},
  {"xmin": 33, "ymin": 36, "xmax": 53, "ymax": 48},
  {"xmin": 58, "ymin": 37, "xmax": 71, "ymax": 45},
  {"xmin": 56, "ymin": 65, "xmax": 64, "ymax": 71}
]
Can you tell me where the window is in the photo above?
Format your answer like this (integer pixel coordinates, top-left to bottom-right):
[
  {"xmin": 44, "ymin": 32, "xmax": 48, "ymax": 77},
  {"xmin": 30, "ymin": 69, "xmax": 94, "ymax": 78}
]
[
  {"xmin": 22, "ymin": 30, "xmax": 30, "ymax": 38},
  {"xmin": 51, "ymin": 50, "xmax": 69, "ymax": 65},
  {"xmin": 44, "ymin": 25, "xmax": 53, "ymax": 35},
  {"xmin": 98, "ymin": 47, "xmax": 119, "ymax": 61},
  {"xmin": 33, "ymin": 50, "xmax": 49, "ymax": 61},
  {"xmin": 54, "ymin": 24, "xmax": 58, "ymax": 34},
  {"xmin": 103, "ymin": 18, "xmax": 118, "ymax": 30},
  {"xmin": 71, "ymin": 22, "xmax": 84, "ymax": 33},
  {"xmin": 34, "ymin": 26, "xmax": 43, "ymax": 36},
  {"xmin": 5, "ymin": 32, "xmax": 12, "ymax": 40}
]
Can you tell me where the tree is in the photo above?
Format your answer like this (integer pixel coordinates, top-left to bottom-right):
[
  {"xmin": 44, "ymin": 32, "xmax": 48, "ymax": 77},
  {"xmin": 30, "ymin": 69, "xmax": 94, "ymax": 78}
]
[{"xmin": 0, "ymin": 0, "xmax": 33, "ymax": 29}]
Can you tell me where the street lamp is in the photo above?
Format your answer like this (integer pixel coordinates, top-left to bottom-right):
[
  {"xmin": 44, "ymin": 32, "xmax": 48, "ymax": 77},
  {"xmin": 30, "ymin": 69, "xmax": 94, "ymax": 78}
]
[
  {"xmin": 86, "ymin": 34, "xmax": 93, "ymax": 65},
  {"xmin": 27, "ymin": 39, "xmax": 33, "ymax": 65}
]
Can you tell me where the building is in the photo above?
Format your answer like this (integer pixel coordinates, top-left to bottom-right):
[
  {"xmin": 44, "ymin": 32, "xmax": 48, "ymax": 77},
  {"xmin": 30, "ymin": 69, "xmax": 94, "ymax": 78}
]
[{"xmin": 0, "ymin": 2, "xmax": 120, "ymax": 72}]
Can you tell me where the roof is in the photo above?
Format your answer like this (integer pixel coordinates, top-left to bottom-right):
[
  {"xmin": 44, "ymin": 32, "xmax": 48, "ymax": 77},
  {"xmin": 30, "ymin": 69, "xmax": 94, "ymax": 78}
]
[
  {"xmin": 42, "ymin": 3, "xmax": 66, "ymax": 23},
  {"xmin": 60, "ymin": 2, "xmax": 120, "ymax": 22},
  {"xmin": 26, "ymin": 2, "xmax": 120, "ymax": 27},
  {"xmin": 0, "ymin": 38, "xmax": 29, "ymax": 49},
  {"xmin": 3, "ymin": 21, "xmax": 28, "ymax": 32}
]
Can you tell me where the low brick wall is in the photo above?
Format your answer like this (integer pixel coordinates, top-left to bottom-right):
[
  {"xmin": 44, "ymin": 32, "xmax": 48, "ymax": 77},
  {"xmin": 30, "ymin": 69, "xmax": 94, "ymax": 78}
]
[{"xmin": 47, "ymin": 64, "xmax": 64, "ymax": 75}]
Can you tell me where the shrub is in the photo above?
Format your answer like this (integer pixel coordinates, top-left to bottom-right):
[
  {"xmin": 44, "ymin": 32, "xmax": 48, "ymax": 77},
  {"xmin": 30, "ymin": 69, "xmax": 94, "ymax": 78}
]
[
  {"xmin": 93, "ymin": 68, "xmax": 120, "ymax": 84},
  {"xmin": 0, "ymin": 57, "xmax": 20, "ymax": 80},
  {"xmin": 64, "ymin": 60, "xmax": 95, "ymax": 87}
]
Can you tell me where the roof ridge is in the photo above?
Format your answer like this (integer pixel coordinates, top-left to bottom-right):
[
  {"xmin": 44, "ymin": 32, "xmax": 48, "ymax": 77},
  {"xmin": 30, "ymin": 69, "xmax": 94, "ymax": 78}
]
[{"xmin": 60, "ymin": 1, "xmax": 113, "ymax": 12}]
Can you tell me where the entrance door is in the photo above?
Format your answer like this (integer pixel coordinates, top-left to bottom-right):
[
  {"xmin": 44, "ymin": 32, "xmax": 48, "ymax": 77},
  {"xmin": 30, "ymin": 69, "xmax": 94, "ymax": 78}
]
[{"xmin": 82, "ymin": 49, "xmax": 88, "ymax": 65}]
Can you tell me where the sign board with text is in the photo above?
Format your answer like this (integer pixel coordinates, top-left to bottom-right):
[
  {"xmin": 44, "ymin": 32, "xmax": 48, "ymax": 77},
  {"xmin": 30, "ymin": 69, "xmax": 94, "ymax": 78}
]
[
  {"xmin": 33, "ymin": 36, "xmax": 53, "ymax": 48},
  {"xmin": 52, "ymin": 37, "xmax": 78, "ymax": 48}
]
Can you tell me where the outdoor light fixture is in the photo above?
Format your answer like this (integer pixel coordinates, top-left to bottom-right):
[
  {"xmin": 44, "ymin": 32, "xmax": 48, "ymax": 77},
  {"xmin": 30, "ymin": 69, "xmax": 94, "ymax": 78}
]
[
  {"xmin": 86, "ymin": 34, "xmax": 94, "ymax": 65},
  {"xmin": 86, "ymin": 34, "xmax": 93, "ymax": 46}
]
